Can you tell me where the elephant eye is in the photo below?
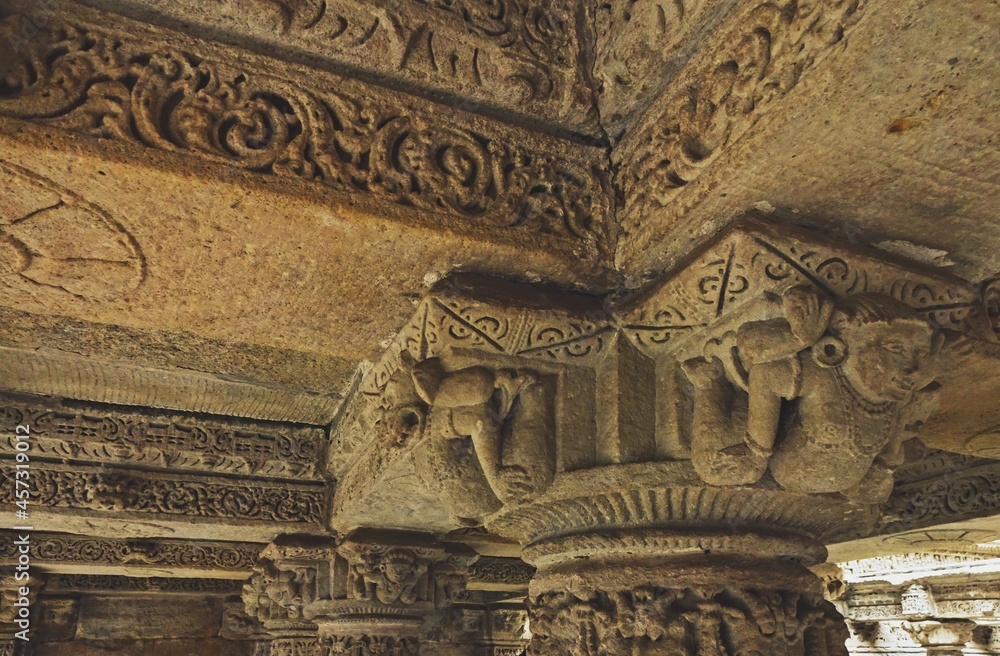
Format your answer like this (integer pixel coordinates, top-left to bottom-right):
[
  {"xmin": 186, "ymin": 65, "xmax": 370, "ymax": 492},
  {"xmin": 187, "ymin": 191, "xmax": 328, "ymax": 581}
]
[{"xmin": 883, "ymin": 342, "xmax": 905, "ymax": 354}]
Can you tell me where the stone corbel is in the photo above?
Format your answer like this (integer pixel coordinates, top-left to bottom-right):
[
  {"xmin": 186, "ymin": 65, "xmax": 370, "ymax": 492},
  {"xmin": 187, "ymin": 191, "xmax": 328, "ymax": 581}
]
[
  {"xmin": 328, "ymin": 274, "xmax": 614, "ymax": 532},
  {"xmin": 617, "ymin": 215, "xmax": 986, "ymax": 502}
]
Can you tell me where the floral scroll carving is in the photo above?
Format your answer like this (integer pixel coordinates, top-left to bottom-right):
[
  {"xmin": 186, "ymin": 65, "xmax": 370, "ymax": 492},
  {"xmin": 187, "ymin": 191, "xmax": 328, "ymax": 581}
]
[
  {"xmin": 0, "ymin": 396, "xmax": 323, "ymax": 479},
  {"xmin": 0, "ymin": 532, "xmax": 259, "ymax": 572},
  {"xmin": 682, "ymin": 286, "xmax": 942, "ymax": 502},
  {"xmin": 0, "ymin": 160, "xmax": 145, "ymax": 302},
  {"xmin": 0, "ymin": 13, "xmax": 609, "ymax": 249},
  {"xmin": 617, "ymin": 0, "xmax": 868, "ymax": 224},
  {"xmin": 0, "ymin": 465, "xmax": 325, "ymax": 524}
]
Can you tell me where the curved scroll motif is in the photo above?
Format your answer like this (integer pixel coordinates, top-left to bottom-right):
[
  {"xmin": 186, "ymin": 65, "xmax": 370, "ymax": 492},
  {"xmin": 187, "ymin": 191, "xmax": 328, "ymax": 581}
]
[
  {"xmin": 620, "ymin": 0, "xmax": 866, "ymax": 221},
  {"xmin": 0, "ymin": 160, "xmax": 145, "ymax": 301},
  {"xmin": 0, "ymin": 16, "xmax": 605, "ymax": 244}
]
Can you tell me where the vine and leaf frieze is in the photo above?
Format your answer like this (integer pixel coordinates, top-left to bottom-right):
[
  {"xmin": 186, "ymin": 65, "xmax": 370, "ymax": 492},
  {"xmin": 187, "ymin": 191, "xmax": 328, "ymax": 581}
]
[
  {"xmin": 0, "ymin": 465, "xmax": 325, "ymax": 524},
  {"xmin": 618, "ymin": 0, "xmax": 869, "ymax": 224},
  {"xmin": 0, "ymin": 13, "xmax": 609, "ymax": 250}
]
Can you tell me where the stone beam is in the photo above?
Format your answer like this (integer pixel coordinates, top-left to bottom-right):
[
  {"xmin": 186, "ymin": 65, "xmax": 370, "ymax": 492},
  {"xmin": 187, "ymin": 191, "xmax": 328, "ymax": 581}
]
[
  {"xmin": 0, "ymin": 2, "xmax": 612, "ymax": 260},
  {"xmin": 827, "ymin": 450, "xmax": 1000, "ymax": 563},
  {"xmin": 0, "ymin": 460, "xmax": 327, "ymax": 542},
  {"xmin": 0, "ymin": 392, "xmax": 325, "ymax": 479},
  {"xmin": 44, "ymin": 574, "xmax": 245, "ymax": 595},
  {"xmin": 0, "ymin": 532, "xmax": 260, "ymax": 578},
  {"xmin": 611, "ymin": 0, "xmax": 999, "ymax": 284},
  {"xmin": 64, "ymin": 0, "xmax": 601, "ymax": 137}
]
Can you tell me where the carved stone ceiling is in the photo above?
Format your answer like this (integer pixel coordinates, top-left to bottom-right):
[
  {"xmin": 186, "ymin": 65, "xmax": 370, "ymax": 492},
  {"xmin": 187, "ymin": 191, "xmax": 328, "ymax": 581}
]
[
  {"xmin": 0, "ymin": 0, "xmax": 996, "ymax": 415},
  {"xmin": 0, "ymin": 3, "xmax": 999, "ymax": 653}
]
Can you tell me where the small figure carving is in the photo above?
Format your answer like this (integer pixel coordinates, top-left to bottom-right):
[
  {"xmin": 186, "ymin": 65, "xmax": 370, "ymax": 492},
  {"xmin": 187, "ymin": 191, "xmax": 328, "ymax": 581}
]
[
  {"xmin": 351, "ymin": 547, "xmax": 427, "ymax": 606},
  {"xmin": 682, "ymin": 286, "xmax": 942, "ymax": 502},
  {"xmin": 262, "ymin": 563, "xmax": 316, "ymax": 619},
  {"xmin": 411, "ymin": 357, "xmax": 555, "ymax": 525}
]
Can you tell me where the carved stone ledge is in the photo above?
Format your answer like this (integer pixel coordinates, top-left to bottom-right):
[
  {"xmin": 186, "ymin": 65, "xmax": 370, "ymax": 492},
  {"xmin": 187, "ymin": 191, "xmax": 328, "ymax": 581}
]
[
  {"xmin": 0, "ymin": 393, "xmax": 324, "ymax": 480},
  {"xmin": 69, "ymin": 0, "xmax": 599, "ymax": 136},
  {"xmin": 0, "ymin": 462, "xmax": 327, "ymax": 542},
  {"xmin": 0, "ymin": 3, "xmax": 612, "ymax": 258},
  {"xmin": 0, "ymin": 532, "xmax": 260, "ymax": 578},
  {"xmin": 44, "ymin": 573, "xmax": 245, "ymax": 596}
]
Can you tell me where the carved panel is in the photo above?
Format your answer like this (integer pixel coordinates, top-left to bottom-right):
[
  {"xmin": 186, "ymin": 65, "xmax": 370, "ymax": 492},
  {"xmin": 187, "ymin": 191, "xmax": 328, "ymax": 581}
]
[
  {"xmin": 0, "ymin": 395, "xmax": 323, "ymax": 479},
  {"xmin": 883, "ymin": 459, "xmax": 1000, "ymax": 533},
  {"xmin": 0, "ymin": 158, "xmax": 145, "ymax": 302},
  {"xmin": 615, "ymin": 0, "xmax": 869, "ymax": 225},
  {"xmin": 70, "ymin": 0, "xmax": 596, "ymax": 131},
  {"xmin": 0, "ymin": 532, "xmax": 260, "ymax": 573},
  {"xmin": 0, "ymin": 6, "xmax": 611, "ymax": 253},
  {"xmin": 45, "ymin": 574, "xmax": 244, "ymax": 595},
  {"xmin": 530, "ymin": 582, "xmax": 848, "ymax": 655},
  {"xmin": 469, "ymin": 557, "xmax": 534, "ymax": 588},
  {"xmin": 0, "ymin": 462, "xmax": 325, "ymax": 525}
]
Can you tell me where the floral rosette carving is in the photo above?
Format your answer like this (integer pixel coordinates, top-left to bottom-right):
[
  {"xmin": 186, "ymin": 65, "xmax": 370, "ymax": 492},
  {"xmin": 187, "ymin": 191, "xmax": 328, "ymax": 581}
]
[{"xmin": 373, "ymin": 117, "xmax": 496, "ymax": 215}]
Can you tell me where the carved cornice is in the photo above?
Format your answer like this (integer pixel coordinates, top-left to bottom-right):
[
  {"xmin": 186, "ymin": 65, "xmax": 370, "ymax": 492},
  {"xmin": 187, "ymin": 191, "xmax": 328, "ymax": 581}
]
[
  {"xmin": 70, "ymin": 0, "xmax": 597, "ymax": 135},
  {"xmin": 0, "ymin": 461, "xmax": 326, "ymax": 526},
  {"xmin": 0, "ymin": 394, "xmax": 323, "ymax": 480},
  {"xmin": 0, "ymin": 531, "xmax": 260, "ymax": 573},
  {"xmin": 45, "ymin": 573, "xmax": 244, "ymax": 595},
  {"xmin": 614, "ymin": 0, "xmax": 870, "ymax": 227},
  {"xmin": 883, "ymin": 459, "xmax": 1000, "ymax": 534},
  {"xmin": 0, "ymin": 4, "xmax": 612, "ymax": 256}
]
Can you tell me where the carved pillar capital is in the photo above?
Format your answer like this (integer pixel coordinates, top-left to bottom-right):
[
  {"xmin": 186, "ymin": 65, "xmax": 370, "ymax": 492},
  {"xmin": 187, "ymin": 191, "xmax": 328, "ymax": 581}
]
[
  {"xmin": 325, "ymin": 218, "xmax": 995, "ymax": 655},
  {"xmin": 243, "ymin": 531, "xmax": 477, "ymax": 654}
]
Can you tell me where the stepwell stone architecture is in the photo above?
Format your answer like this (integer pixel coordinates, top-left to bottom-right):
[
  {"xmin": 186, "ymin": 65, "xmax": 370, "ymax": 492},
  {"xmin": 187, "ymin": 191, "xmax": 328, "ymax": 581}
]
[{"xmin": 0, "ymin": 0, "xmax": 996, "ymax": 653}]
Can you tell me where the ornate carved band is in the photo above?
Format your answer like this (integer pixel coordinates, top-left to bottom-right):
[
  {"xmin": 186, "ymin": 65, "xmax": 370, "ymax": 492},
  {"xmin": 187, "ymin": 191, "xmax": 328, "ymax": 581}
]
[
  {"xmin": 0, "ymin": 463, "xmax": 325, "ymax": 525},
  {"xmin": 0, "ymin": 394, "xmax": 323, "ymax": 479},
  {"xmin": 0, "ymin": 531, "xmax": 260, "ymax": 572},
  {"xmin": 0, "ymin": 6, "xmax": 611, "ymax": 252}
]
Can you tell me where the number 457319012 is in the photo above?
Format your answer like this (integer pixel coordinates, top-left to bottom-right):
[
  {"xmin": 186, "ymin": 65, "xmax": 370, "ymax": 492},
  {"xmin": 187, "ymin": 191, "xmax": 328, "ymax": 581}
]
[{"xmin": 14, "ymin": 425, "xmax": 30, "ymax": 517}]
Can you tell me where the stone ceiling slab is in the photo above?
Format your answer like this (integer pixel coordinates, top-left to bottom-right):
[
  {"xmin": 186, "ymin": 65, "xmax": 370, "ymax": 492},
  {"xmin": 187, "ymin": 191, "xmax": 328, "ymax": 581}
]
[
  {"xmin": 614, "ymin": 0, "xmax": 999, "ymax": 286},
  {"xmin": 0, "ymin": 111, "xmax": 611, "ymax": 406}
]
